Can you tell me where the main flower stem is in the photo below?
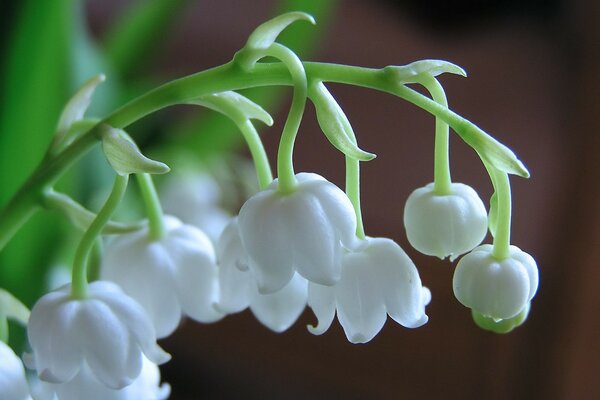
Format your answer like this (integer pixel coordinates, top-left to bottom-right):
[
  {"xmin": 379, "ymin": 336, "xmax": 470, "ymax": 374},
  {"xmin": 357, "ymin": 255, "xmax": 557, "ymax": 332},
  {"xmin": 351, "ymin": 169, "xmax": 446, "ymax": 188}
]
[
  {"xmin": 136, "ymin": 173, "xmax": 166, "ymax": 240},
  {"xmin": 71, "ymin": 174, "xmax": 129, "ymax": 299},
  {"xmin": 490, "ymin": 168, "xmax": 512, "ymax": 259},
  {"xmin": 0, "ymin": 61, "xmax": 523, "ymax": 252},
  {"xmin": 421, "ymin": 76, "xmax": 452, "ymax": 195}
]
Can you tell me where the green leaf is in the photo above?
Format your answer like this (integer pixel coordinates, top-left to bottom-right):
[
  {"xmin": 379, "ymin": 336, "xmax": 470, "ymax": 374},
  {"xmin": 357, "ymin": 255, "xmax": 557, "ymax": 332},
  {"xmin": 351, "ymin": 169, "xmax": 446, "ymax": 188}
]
[
  {"xmin": 384, "ymin": 60, "xmax": 466, "ymax": 83},
  {"xmin": 191, "ymin": 92, "xmax": 273, "ymax": 126},
  {"xmin": 101, "ymin": 126, "xmax": 170, "ymax": 175},
  {"xmin": 310, "ymin": 82, "xmax": 375, "ymax": 161},
  {"xmin": 246, "ymin": 11, "xmax": 315, "ymax": 51},
  {"xmin": 104, "ymin": 0, "xmax": 191, "ymax": 78}
]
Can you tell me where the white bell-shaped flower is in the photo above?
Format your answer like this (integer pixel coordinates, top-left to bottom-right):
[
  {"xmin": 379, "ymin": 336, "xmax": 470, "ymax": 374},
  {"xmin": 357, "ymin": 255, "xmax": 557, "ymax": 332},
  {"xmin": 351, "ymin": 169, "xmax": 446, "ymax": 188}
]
[
  {"xmin": 307, "ymin": 237, "xmax": 430, "ymax": 344},
  {"xmin": 101, "ymin": 216, "xmax": 224, "ymax": 339},
  {"xmin": 403, "ymin": 182, "xmax": 488, "ymax": 261},
  {"xmin": 215, "ymin": 218, "xmax": 307, "ymax": 332},
  {"xmin": 26, "ymin": 281, "xmax": 170, "ymax": 389},
  {"xmin": 453, "ymin": 244, "xmax": 538, "ymax": 320},
  {"xmin": 161, "ymin": 173, "xmax": 230, "ymax": 243},
  {"xmin": 238, "ymin": 172, "xmax": 357, "ymax": 293},
  {"xmin": 30, "ymin": 356, "xmax": 170, "ymax": 400},
  {"xmin": 0, "ymin": 341, "xmax": 31, "ymax": 400}
]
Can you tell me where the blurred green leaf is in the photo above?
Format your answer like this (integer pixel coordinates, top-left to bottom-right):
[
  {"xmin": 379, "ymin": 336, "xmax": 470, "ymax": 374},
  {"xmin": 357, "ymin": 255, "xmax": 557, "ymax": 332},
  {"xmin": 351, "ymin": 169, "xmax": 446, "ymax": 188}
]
[{"xmin": 104, "ymin": 0, "xmax": 191, "ymax": 78}]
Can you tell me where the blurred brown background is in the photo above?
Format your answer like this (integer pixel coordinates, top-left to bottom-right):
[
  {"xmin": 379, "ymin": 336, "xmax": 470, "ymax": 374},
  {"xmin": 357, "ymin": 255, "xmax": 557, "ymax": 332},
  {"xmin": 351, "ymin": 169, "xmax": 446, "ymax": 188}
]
[{"xmin": 17, "ymin": 0, "xmax": 600, "ymax": 398}]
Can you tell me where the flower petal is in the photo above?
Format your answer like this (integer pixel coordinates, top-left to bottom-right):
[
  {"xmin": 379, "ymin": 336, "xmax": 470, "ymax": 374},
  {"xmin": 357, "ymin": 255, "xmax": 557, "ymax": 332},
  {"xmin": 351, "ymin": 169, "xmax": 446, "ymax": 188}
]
[
  {"xmin": 335, "ymin": 251, "xmax": 387, "ymax": 343},
  {"xmin": 249, "ymin": 273, "xmax": 308, "ymax": 332},
  {"xmin": 367, "ymin": 238, "xmax": 429, "ymax": 328},
  {"xmin": 307, "ymin": 283, "xmax": 335, "ymax": 336}
]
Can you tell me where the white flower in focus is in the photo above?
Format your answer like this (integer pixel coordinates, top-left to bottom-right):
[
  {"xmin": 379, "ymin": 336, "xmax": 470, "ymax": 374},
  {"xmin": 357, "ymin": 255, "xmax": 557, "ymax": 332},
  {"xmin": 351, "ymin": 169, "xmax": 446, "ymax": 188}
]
[
  {"xmin": 215, "ymin": 218, "xmax": 308, "ymax": 332},
  {"xmin": 0, "ymin": 341, "xmax": 31, "ymax": 400},
  {"xmin": 26, "ymin": 281, "xmax": 170, "ymax": 389},
  {"xmin": 30, "ymin": 356, "xmax": 170, "ymax": 400},
  {"xmin": 403, "ymin": 182, "xmax": 488, "ymax": 261},
  {"xmin": 161, "ymin": 173, "xmax": 230, "ymax": 243},
  {"xmin": 308, "ymin": 237, "xmax": 430, "ymax": 344},
  {"xmin": 101, "ymin": 216, "xmax": 224, "ymax": 338},
  {"xmin": 238, "ymin": 173, "xmax": 357, "ymax": 293},
  {"xmin": 453, "ymin": 244, "xmax": 538, "ymax": 320}
]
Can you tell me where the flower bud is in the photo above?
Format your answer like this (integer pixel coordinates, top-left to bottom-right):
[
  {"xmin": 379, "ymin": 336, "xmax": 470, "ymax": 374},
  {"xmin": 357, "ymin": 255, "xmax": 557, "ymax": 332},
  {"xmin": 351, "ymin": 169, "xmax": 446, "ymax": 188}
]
[
  {"xmin": 403, "ymin": 182, "xmax": 488, "ymax": 261},
  {"xmin": 453, "ymin": 244, "xmax": 538, "ymax": 320}
]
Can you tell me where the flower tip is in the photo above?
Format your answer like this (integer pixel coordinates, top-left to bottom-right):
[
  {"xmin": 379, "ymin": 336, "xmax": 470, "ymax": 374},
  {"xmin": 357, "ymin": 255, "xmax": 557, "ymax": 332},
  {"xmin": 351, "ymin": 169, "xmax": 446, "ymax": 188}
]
[
  {"xmin": 147, "ymin": 347, "xmax": 171, "ymax": 365},
  {"xmin": 348, "ymin": 333, "xmax": 370, "ymax": 344}
]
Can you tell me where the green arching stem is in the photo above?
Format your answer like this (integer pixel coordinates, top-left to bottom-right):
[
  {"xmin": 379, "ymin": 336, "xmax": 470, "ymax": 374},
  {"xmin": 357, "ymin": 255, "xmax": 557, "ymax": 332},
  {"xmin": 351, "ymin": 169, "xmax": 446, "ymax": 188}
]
[
  {"xmin": 0, "ymin": 61, "xmax": 527, "ymax": 252},
  {"xmin": 136, "ymin": 173, "xmax": 166, "ymax": 240},
  {"xmin": 420, "ymin": 76, "xmax": 452, "ymax": 195},
  {"xmin": 71, "ymin": 174, "xmax": 129, "ymax": 299},
  {"xmin": 0, "ymin": 316, "xmax": 8, "ymax": 343},
  {"xmin": 263, "ymin": 44, "xmax": 308, "ymax": 194},
  {"xmin": 87, "ymin": 237, "xmax": 104, "ymax": 282},
  {"xmin": 42, "ymin": 189, "xmax": 145, "ymax": 234},
  {"xmin": 238, "ymin": 120, "xmax": 273, "ymax": 189},
  {"xmin": 489, "ymin": 167, "xmax": 512, "ymax": 259}
]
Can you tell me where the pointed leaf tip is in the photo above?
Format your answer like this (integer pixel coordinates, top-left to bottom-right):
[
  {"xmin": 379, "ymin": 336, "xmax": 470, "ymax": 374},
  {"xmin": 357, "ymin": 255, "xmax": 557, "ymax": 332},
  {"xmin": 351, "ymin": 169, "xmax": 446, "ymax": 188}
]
[
  {"xmin": 247, "ymin": 12, "xmax": 316, "ymax": 50},
  {"xmin": 101, "ymin": 126, "xmax": 170, "ymax": 175},
  {"xmin": 385, "ymin": 60, "xmax": 467, "ymax": 83}
]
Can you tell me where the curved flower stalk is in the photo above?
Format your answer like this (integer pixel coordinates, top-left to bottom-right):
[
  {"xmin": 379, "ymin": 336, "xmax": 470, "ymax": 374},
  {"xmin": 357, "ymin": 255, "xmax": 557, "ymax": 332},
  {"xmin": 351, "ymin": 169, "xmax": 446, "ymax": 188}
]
[
  {"xmin": 238, "ymin": 172, "xmax": 358, "ymax": 293},
  {"xmin": 403, "ymin": 182, "xmax": 488, "ymax": 261},
  {"xmin": 215, "ymin": 218, "xmax": 307, "ymax": 332},
  {"xmin": 0, "ymin": 341, "xmax": 31, "ymax": 400},
  {"xmin": 308, "ymin": 237, "xmax": 430, "ymax": 344},
  {"xmin": 453, "ymin": 244, "xmax": 538, "ymax": 320},
  {"xmin": 101, "ymin": 215, "xmax": 224, "ymax": 338},
  {"xmin": 26, "ymin": 281, "xmax": 170, "ymax": 389},
  {"xmin": 30, "ymin": 356, "xmax": 170, "ymax": 400}
]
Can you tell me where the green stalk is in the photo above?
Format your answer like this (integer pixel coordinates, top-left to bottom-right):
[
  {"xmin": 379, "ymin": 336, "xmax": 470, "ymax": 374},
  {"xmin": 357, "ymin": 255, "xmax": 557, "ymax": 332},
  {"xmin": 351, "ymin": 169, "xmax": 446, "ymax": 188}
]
[
  {"xmin": 0, "ymin": 61, "xmax": 525, "ymax": 253},
  {"xmin": 71, "ymin": 174, "xmax": 129, "ymax": 299},
  {"xmin": 264, "ymin": 44, "xmax": 308, "ymax": 194},
  {"xmin": 490, "ymin": 169, "xmax": 512, "ymax": 260},
  {"xmin": 420, "ymin": 76, "xmax": 451, "ymax": 195},
  {"xmin": 0, "ymin": 316, "xmax": 8, "ymax": 343},
  {"xmin": 238, "ymin": 120, "xmax": 273, "ymax": 190},
  {"xmin": 136, "ymin": 173, "xmax": 165, "ymax": 240}
]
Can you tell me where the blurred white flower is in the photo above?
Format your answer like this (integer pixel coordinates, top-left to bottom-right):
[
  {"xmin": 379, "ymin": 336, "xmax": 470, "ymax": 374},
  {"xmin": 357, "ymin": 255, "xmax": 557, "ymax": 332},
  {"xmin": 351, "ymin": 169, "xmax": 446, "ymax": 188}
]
[
  {"xmin": 161, "ymin": 173, "xmax": 230, "ymax": 243},
  {"xmin": 453, "ymin": 244, "xmax": 538, "ymax": 320},
  {"xmin": 403, "ymin": 182, "xmax": 488, "ymax": 261},
  {"xmin": 26, "ymin": 281, "xmax": 170, "ymax": 389},
  {"xmin": 238, "ymin": 173, "xmax": 357, "ymax": 293},
  {"xmin": 0, "ymin": 341, "xmax": 31, "ymax": 400},
  {"xmin": 308, "ymin": 237, "xmax": 430, "ymax": 344},
  {"xmin": 215, "ymin": 218, "xmax": 307, "ymax": 332},
  {"xmin": 101, "ymin": 216, "xmax": 224, "ymax": 338},
  {"xmin": 30, "ymin": 356, "xmax": 170, "ymax": 400}
]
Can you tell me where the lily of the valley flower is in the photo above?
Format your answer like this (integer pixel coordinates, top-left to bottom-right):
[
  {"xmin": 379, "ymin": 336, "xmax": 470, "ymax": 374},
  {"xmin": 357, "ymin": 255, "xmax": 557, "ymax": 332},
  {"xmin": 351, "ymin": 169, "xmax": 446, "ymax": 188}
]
[
  {"xmin": 215, "ymin": 218, "xmax": 307, "ymax": 332},
  {"xmin": 453, "ymin": 244, "xmax": 538, "ymax": 320},
  {"xmin": 26, "ymin": 281, "xmax": 170, "ymax": 389},
  {"xmin": 308, "ymin": 237, "xmax": 430, "ymax": 344},
  {"xmin": 238, "ymin": 172, "xmax": 357, "ymax": 293},
  {"xmin": 0, "ymin": 341, "xmax": 31, "ymax": 400},
  {"xmin": 403, "ymin": 182, "xmax": 488, "ymax": 261},
  {"xmin": 30, "ymin": 356, "xmax": 170, "ymax": 400},
  {"xmin": 101, "ymin": 216, "xmax": 224, "ymax": 339},
  {"xmin": 161, "ymin": 173, "xmax": 230, "ymax": 243}
]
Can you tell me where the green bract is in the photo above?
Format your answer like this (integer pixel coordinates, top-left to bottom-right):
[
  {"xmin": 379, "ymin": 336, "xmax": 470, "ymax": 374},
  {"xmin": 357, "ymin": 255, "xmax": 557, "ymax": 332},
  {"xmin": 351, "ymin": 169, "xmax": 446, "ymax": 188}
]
[
  {"xmin": 310, "ymin": 81, "xmax": 376, "ymax": 161},
  {"xmin": 101, "ymin": 125, "xmax": 170, "ymax": 176}
]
